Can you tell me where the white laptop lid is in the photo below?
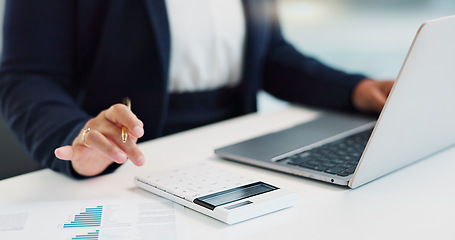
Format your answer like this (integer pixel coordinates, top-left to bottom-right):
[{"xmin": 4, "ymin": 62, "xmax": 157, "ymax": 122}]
[{"xmin": 350, "ymin": 15, "xmax": 455, "ymax": 188}]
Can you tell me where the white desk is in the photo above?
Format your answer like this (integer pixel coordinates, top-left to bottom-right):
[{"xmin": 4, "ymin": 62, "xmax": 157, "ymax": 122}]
[{"xmin": 1, "ymin": 106, "xmax": 455, "ymax": 240}]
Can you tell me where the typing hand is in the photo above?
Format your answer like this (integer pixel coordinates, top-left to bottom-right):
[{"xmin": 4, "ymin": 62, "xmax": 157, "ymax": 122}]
[
  {"xmin": 352, "ymin": 79, "xmax": 395, "ymax": 113},
  {"xmin": 54, "ymin": 103, "xmax": 145, "ymax": 177}
]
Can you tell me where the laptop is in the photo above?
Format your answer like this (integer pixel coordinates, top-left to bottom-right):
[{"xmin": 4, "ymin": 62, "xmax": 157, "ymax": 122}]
[{"xmin": 215, "ymin": 15, "xmax": 455, "ymax": 188}]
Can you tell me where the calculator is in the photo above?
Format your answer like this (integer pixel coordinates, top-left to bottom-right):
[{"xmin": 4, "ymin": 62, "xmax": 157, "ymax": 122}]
[{"xmin": 134, "ymin": 163, "xmax": 298, "ymax": 224}]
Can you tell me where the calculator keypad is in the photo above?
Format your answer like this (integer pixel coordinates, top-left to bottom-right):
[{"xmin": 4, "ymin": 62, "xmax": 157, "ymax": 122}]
[{"xmin": 142, "ymin": 163, "xmax": 255, "ymax": 202}]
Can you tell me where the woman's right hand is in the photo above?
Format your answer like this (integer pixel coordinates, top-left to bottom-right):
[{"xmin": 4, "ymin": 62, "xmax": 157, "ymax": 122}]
[{"xmin": 54, "ymin": 103, "xmax": 145, "ymax": 177}]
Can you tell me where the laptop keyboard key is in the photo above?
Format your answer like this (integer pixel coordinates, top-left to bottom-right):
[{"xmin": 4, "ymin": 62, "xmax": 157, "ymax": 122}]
[
  {"xmin": 298, "ymin": 161, "xmax": 318, "ymax": 169},
  {"xmin": 313, "ymin": 165, "xmax": 330, "ymax": 171},
  {"xmin": 345, "ymin": 167, "xmax": 357, "ymax": 174},
  {"xmin": 324, "ymin": 167, "xmax": 345, "ymax": 174},
  {"xmin": 337, "ymin": 172, "xmax": 351, "ymax": 177},
  {"xmin": 287, "ymin": 157, "xmax": 307, "ymax": 166}
]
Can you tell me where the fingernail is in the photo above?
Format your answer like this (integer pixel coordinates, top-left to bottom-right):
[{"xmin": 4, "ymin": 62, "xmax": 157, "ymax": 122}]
[
  {"xmin": 133, "ymin": 126, "xmax": 144, "ymax": 137},
  {"xmin": 115, "ymin": 152, "xmax": 127, "ymax": 163},
  {"xmin": 136, "ymin": 156, "xmax": 145, "ymax": 166}
]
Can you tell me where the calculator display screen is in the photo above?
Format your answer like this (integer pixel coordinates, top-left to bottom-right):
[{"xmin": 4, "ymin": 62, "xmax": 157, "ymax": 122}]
[{"xmin": 193, "ymin": 182, "xmax": 278, "ymax": 210}]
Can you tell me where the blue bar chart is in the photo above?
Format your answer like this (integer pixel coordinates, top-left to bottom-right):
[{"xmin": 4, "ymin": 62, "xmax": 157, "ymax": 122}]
[
  {"xmin": 0, "ymin": 199, "xmax": 178, "ymax": 239},
  {"xmin": 63, "ymin": 206, "xmax": 103, "ymax": 228},
  {"xmin": 72, "ymin": 230, "xmax": 99, "ymax": 240}
]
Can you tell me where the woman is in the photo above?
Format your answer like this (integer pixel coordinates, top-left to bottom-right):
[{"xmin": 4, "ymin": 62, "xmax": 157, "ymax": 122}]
[{"xmin": 0, "ymin": 0, "xmax": 393, "ymax": 178}]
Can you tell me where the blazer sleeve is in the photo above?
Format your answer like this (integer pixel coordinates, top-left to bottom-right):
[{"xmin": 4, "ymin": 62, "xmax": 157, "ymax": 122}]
[
  {"xmin": 0, "ymin": 0, "xmax": 119, "ymax": 178},
  {"xmin": 262, "ymin": 0, "xmax": 366, "ymax": 111}
]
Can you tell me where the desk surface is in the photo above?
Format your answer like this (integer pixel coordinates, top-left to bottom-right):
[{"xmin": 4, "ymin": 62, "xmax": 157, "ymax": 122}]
[{"xmin": 1, "ymin": 106, "xmax": 454, "ymax": 240}]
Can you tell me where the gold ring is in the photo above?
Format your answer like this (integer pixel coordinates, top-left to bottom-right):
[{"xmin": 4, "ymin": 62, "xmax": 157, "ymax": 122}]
[{"xmin": 82, "ymin": 128, "xmax": 91, "ymax": 147}]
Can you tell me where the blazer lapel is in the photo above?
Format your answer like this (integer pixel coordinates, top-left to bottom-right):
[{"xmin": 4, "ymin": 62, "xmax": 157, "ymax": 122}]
[
  {"xmin": 143, "ymin": 0, "xmax": 171, "ymax": 81},
  {"xmin": 240, "ymin": 0, "xmax": 269, "ymax": 111},
  {"xmin": 242, "ymin": 0, "xmax": 269, "ymax": 67}
]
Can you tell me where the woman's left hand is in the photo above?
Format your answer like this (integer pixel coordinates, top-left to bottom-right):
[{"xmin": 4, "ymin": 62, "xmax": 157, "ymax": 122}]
[{"xmin": 352, "ymin": 79, "xmax": 395, "ymax": 113}]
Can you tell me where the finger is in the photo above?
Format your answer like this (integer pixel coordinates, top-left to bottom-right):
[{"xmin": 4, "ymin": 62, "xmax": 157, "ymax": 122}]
[
  {"xmin": 381, "ymin": 81, "xmax": 395, "ymax": 96},
  {"xmin": 83, "ymin": 120, "xmax": 145, "ymax": 166},
  {"xmin": 118, "ymin": 137, "xmax": 146, "ymax": 166},
  {"xmin": 104, "ymin": 104, "xmax": 144, "ymax": 138},
  {"xmin": 55, "ymin": 146, "xmax": 74, "ymax": 161},
  {"xmin": 370, "ymin": 89, "xmax": 388, "ymax": 112},
  {"xmin": 80, "ymin": 128, "xmax": 128, "ymax": 164}
]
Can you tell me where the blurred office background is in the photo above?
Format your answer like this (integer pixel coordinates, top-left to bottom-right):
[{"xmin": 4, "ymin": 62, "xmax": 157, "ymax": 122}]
[{"xmin": 0, "ymin": 0, "xmax": 454, "ymax": 180}]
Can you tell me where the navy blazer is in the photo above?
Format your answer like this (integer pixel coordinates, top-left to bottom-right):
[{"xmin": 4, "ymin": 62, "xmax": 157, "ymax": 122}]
[{"xmin": 0, "ymin": 0, "xmax": 365, "ymax": 178}]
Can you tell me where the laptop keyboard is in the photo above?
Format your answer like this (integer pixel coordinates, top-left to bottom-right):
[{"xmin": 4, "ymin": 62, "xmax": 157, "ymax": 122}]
[{"xmin": 282, "ymin": 128, "xmax": 373, "ymax": 177}]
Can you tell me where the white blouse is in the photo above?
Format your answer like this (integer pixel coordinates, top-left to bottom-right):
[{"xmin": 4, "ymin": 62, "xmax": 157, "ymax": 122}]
[{"xmin": 165, "ymin": 0, "xmax": 246, "ymax": 93}]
